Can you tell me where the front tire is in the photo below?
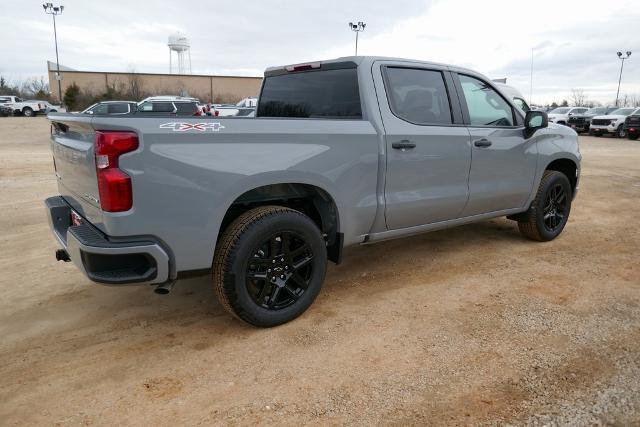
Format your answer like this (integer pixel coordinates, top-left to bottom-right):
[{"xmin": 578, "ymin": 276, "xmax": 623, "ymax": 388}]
[
  {"xmin": 212, "ymin": 206, "xmax": 327, "ymax": 327},
  {"xmin": 629, "ymin": 133, "xmax": 639, "ymax": 141},
  {"xmin": 518, "ymin": 171, "xmax": 572, "ymax": 242},
  {"xmin": 22, "ymin": 107, "xmax": 34, "ymax": 117},
  {"xmin": 616, "ymin": 125, "xmax": 626, "ymax": 138}
]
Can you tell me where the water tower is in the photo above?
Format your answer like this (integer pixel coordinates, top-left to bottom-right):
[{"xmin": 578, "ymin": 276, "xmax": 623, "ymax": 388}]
[{"xmin": 168, "ymin": 32, "xmax": 192, "ymax": 74}]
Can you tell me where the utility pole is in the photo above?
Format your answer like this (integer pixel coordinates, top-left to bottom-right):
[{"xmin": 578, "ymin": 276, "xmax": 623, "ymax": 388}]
[
  {"xmin": 615, "ymin": 51, "xmax": 631, "ymax": 107},
  {"xmin": 529, "ymin": 48, "xmax": 534, "ymax": 106},
  {"xmin": 349, "ymin": 21, "xmax": 366, "ymax": 56},
  {"xmin": 43, "ymin": 3, "xmax": 64, "ymax": 104}
]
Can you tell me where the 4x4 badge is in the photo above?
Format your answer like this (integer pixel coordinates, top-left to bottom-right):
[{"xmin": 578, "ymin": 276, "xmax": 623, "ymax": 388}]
[{"xmin": 160, "ymin": 122, "xmax": 225, "ymax": 132}]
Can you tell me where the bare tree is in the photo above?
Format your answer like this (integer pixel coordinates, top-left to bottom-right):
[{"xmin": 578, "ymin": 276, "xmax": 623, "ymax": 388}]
[
  {"xmin": 570, "ymin": 89, "xmax": 588, "ymax": 107},
  {"xmin": 126, "ymin": 67, "xmax": 143, "ymax": 100},
  {"xmin": 26, "ymin": 77, "xmax": 49, "ymax": 95}
]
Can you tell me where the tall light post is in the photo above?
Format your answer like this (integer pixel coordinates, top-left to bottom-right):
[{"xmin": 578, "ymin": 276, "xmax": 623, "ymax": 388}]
[
  {"xmin": 43, "ymin": 2, "xmax": 64, "ymax": 104},
  {"xmin": 348, "ymin": 21, "xmax": 366, "ymax": 56},
  {"xmin": 615, "ymin": 50, "xmax": 631, "ymax": 107}
]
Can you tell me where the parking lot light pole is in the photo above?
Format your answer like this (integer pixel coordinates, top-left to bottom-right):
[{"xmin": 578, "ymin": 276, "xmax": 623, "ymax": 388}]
[
  {"xmin": 349, "ymin": 21, "xmax": 366, "ymax": 56},
  {"xmin": 43, "ymin": 2, "xmax": 64, "ymax": 105},
  {"xmin": 615, "ymin": 51, "xmax": 631, "ymax": 107}
]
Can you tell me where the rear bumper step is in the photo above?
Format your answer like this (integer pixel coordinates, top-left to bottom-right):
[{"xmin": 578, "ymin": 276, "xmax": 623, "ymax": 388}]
[{"xmin": 45, "ymin": 196, "xmax": 170, "ymax": 285}]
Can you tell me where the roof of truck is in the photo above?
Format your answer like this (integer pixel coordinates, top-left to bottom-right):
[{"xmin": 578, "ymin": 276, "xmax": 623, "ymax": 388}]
[{"xmin": 265, "ymin": 56, "xmax": 478, "ymax": 76}]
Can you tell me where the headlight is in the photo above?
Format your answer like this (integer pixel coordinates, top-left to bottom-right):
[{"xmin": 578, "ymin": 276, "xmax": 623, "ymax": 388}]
[{"xmin": 610, "ymin": 120, "xmax": 618, "ymax": 126}]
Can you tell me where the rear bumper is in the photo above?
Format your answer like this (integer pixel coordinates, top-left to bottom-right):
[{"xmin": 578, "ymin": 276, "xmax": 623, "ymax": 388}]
[{"xmin": 45, "ymin": 196, "xmax": 170, "ymax": 286}]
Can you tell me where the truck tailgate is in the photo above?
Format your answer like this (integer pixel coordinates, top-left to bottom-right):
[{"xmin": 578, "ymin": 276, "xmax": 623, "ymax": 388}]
[{"xmin": 50, "ymin": 116, "xmax": 104, "ymax": 227}]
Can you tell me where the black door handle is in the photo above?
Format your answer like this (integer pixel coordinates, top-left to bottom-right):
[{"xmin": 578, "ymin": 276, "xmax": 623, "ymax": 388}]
[
  {"xmin": 392, "ymin": 140, "xmax": 416, "ymax": 150},
  {"xmin": 473, "ymin": 139, "xmax": 492, "ymax": 147}
]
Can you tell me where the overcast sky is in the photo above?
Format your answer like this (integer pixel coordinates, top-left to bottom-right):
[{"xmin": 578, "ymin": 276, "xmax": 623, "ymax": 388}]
[{"xmin": 0, "ymin": 0, "xmax": 638, "ymax": 105}]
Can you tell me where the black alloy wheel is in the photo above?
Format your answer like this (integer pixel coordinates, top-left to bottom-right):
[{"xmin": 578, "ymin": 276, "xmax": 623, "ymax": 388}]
[
  {"xmin": 246, "ymin": 231, "xmax": 314, "ymax": 310},
  {"xmin": 213, "ymin": 206, "xmax": 327, "ymax": 327},
  {"xmin": 542, "ymin": 183, "xmax": 567, "ymax": 232}
]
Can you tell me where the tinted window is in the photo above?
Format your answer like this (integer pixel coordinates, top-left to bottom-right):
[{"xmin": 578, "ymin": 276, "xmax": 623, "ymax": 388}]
[
  {"xmin": 384, "ymin": 67, "xmax": 452, "ymax": 125},
  {"xmin": 258, "ymin": 68, "xmax": 361, "ymax": 118},
  {"xmin": 93, "ymin": 104, "xmax": 109, "ymax": 114},
  {"xmin": 139, "ymin": 101, "xmax": 174, "ymax": 113},
  {"xmin": 107, "ymin": 103, "xmax": 130, "ymax": 114},
  {"xmin": 459, "ymin": 74, "xmax": 514, "ymax": 126},
  {"xmin": 175, "ymin": 102, "xmax": 197, "ymax": 114}
]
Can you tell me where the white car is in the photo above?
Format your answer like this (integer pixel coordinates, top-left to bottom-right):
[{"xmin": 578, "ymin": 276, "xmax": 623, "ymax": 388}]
[
  {"xmin": 0, "ymin": 96, "xmax": 48, "ymax": 117},
  {"xmin": 547, "ymin": 107, "xmax": 589, "ymax": 125},
  {"xmin": 589, "ymin": 107, "xmax": 640, "ymax": 138}
]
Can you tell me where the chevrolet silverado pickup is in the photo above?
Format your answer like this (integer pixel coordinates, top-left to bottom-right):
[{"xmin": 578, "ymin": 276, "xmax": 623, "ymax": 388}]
[{"xmin": 46, "ymin": 56, "xmax": 581, "ymax": 327}]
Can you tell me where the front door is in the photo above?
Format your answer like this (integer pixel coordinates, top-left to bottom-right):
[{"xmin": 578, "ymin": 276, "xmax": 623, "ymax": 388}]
[
  {"xmin": 454, "ymin": 73, "xmax": 538, "ymax": 216},
  {"xmin": 375, "ymin": 63, "xmax": 472, "ymax": 230}
]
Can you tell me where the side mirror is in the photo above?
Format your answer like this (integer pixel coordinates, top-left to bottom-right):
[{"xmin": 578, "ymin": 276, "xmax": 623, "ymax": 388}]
[
  {"xmin": 85, "ymin": 110, "xmax": 94, "ymax": 115},
  {"xmin": 524, "ymin": 110, "xmax": 548, "ymax": 137}
]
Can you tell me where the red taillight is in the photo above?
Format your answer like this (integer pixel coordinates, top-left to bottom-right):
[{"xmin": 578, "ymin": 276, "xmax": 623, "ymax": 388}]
[
  {"xmin": 214, "ymin": 110, "xmax": 219, "ymax": 117},
  {"xmin": 95, "ymin": 131, "xmax": 138, "ymax": 212}
]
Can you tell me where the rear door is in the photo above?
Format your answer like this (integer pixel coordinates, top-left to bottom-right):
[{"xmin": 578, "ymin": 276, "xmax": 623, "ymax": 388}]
[
  {"xmin": 453, "ymin": 73, "xmax": 537, "ymax": 216},
  {"xmin": 374, "ymin": 61, "xmax": 472, "ymax": 229}
]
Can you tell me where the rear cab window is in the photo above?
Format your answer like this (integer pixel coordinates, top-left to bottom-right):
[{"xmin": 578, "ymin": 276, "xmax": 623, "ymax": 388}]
[{"xmin": 257, "ymin": 67, "xmax": 362, "ymax": 119}]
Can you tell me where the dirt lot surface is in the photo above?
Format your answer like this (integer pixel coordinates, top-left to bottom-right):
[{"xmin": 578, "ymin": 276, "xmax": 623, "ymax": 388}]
[{"xmin": 1, "ymin": 116, "xmax": 639, "ymax": 425}]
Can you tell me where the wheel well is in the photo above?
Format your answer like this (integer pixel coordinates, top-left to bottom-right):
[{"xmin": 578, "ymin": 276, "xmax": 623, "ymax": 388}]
[
  {"xmin": 219, "ymin": 183, "xmax": 342, "ymax": 263},
  {"xmin": 546, "ymin": 159, "xmax": 577, "ymax": 194}
]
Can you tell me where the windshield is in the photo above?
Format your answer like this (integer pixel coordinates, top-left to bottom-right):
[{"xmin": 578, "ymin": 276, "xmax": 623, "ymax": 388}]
[
  {"xmin": 585, "ymin": 108, "xmax": 606, "ymax": 115},
  {"xmin": 550, "ymin": 108, "xmax": 570, "ymax": 114},
  {"xmin": 610, "ymin": 108, "xmax": 635, "ymax": 115}
]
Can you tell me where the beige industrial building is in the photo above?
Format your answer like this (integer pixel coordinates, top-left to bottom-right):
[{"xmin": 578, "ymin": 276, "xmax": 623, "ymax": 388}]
[{"xmin": 46, "ymin": 61, "xmax": 263, "ymax": 103}]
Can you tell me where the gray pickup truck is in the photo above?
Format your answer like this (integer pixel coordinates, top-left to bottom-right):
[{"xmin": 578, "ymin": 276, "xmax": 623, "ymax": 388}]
[{"xmin": 46, "ymin": 56, "xmax": 580, "ymax": 327}]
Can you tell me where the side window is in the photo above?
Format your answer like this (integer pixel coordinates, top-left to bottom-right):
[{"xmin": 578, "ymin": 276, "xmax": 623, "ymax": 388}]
[
  {"xmin": 139, "ymin": 102, "xmax": 153, "ymax": 112},
  {"xmin": 93, "ymin": 104, "xmax": 108, "ymax": 114},
  {"xmin": 459, "ymin": 74, "xmax": 514, "ymax": 126},
  {"xmin": 384, "ymin": 67, "xmax": 452, "ymax": 125},
  {"xmin": 175, "ymin": 102, "xmax": 196, "ymax": 114},
  {"xmin": 513, "ymin": 97, "xmax": 530, "ymax": 113},
  {"xmin": 153, "ymin": 102, "xmax": 175, "ymax": 113},
  {"xmin": 107, "ymin": 103, "xmax": 129, "ymax": 114}
]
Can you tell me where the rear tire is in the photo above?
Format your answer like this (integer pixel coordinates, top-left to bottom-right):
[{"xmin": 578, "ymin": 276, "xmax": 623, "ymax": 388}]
[
  {"xmin": 629, "ymin": 134, "xmax": 639, "ymax": 141},
  {"xmin": 22, "ymin": 107, "xmax": 34, "ymax": 117},
  {"xmin": 212, "ymin": 206, "xmax": 327, "ymax": 327},
  {"xmin": 518, "ymin": 171, "xmax": 572, "ymax": 242}
]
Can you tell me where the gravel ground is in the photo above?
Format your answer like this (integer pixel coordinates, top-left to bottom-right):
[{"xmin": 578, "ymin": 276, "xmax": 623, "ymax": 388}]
[{"xmin": 0, "ymin": 116, "xmax": 639, "ymax": 425}]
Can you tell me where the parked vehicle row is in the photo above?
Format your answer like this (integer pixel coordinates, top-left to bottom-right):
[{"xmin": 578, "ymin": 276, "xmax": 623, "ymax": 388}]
[
  {"xmin": 0, "ymin": 96, "xmax": 63, "ymax": 117},
  {"xmin": 544, "ymin": 104, "xmax": 640, "ymax": 139},
  {"xmin": 77, "ymin": 95, "xmax": 260, "ymax": 117},
  {"xmin": 590, "ymin": 107, "xmax": 640, "ymax": 138},
  {"xmin": 567, "ymin": 107, "xmax": 617, "ymax": 133}
]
